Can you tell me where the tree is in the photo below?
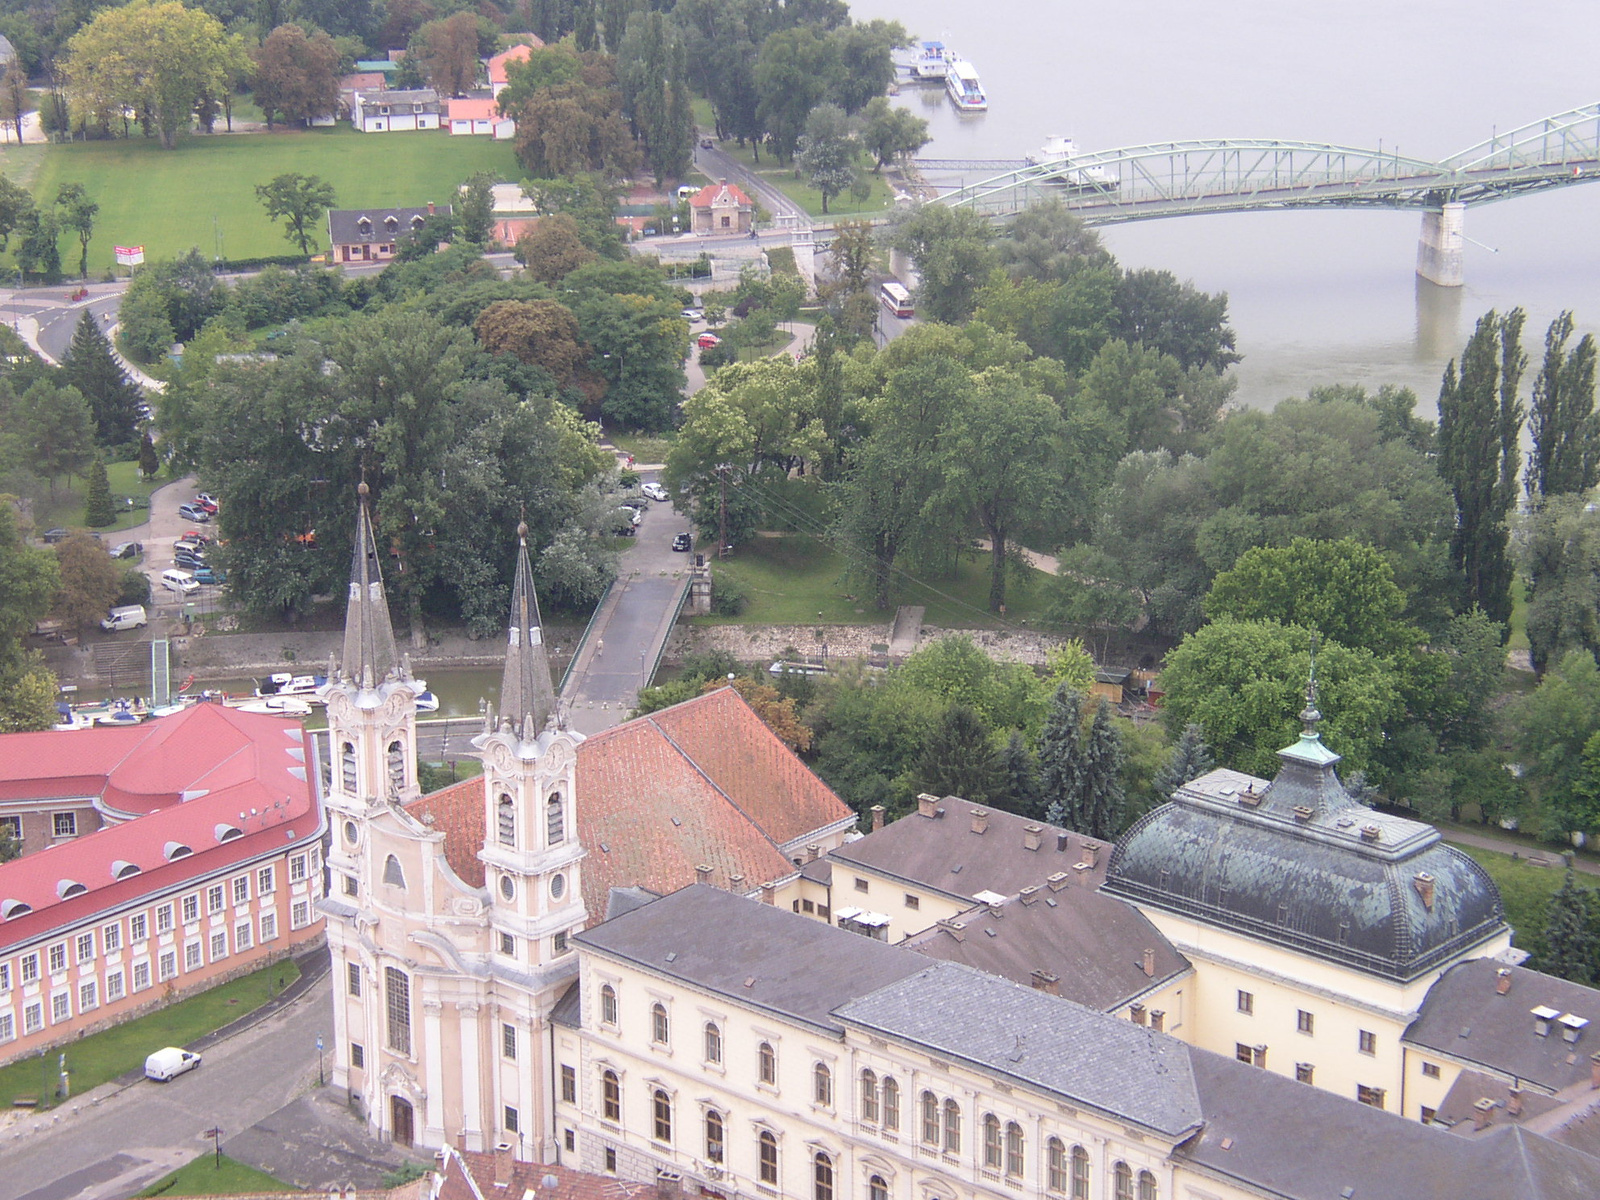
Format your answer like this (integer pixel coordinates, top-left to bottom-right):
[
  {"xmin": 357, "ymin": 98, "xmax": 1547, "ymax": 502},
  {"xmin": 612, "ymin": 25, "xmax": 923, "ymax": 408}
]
[
  {"xmin": 0, "ymin": 64, "xmax": 25, "ymax": 146},
  {"xmin": 252, "ymin": 24, "xmax": 340, "ymax": 128},
  {"xmin": 795, "ymin": 103, "xmax": 858, "ymax": 214},
  {"xmin": 711, "ymin": 676, "xmax": 812, "ymax": 751},
  {"xmin": 256, "ymin": 173, "xmax": 336, "ymax": 257},
  {"xmin": 516, "ymin": 213, "xmax": 597, "ymax": 283},
  {"xmin": 503, "ymin": 50, "xmax": 637, "ymax": 179},
  {"xmin": 859, "ymin": 95, "xmax": 928, "ymax": 170},
  {"xmin": 755, "ymin": 26, "xmax": 833, "ymax": 162},
  {"xmin": 457, "ymin": 172, "xmax": 495, "ymax": 245},
  {"xmin": 61, "ymin": 311, "xmax": 144, "ymax": 446},
  {"xmin": 16, "ymin": 208, "xmax": 60, "ymax": 282},
  {"xmin": 1540, "ymin": 871, "xmax": 1596, "ymax": 984},
  {"xmin": 1038, "ymin": 686, "xmax": 1085, "ymax": 830},
  {"xmin": 413, "ymin": 11, "xmax": 482, "ymax": 96},
  {"xmin": 1081, "ymin": 698, "xmax": 1126, "ymax": 839},
  {"xmin": 891, "ymin": 204, "xmax": 999, "ymax": 325},
  {"xmin": 0, "ymin": 503, "xmax": 61, "ymax": 733},
  {"xmin": 139, "ymin": 430, "xmax": 160, "ymax": 479},
  {"xmin": 117, "ymin": 287, "xmax": 176, "ymax": 365},
  {"xmin": 998, "ymin": 730, "xmax": 1042, "ymax": 818},
  {"xmin": 1154, "ymin": 723, "xmax": 1214, "ymax": 800},
  {"xmin": 1508, "ymin": 651, "xmax": 1600, "ymax": 840},
  {"xmin": 52, "ymin": 532, "xmax": 120, "ymax": 634},
  {"xmin": 1437, "ymin": 308, "xmax": 1526, "ymax": 626},
  {"xmin": 914, "ymin": 704, "xmax": 1001, "ymax": 803},
  {"xmin": 474, "ymin": 299, "xmax": 587, "ymax": 382},
  {"xmin": 83, "ymin": 455, "xmax": 113, "ymax": 526},
  {"xmin": 1526, "ymin": 310, "xmax": 1600, "ymax": 501},
  {"xmin": 55, "ymin": 183, "xmax": 97, "ymax": 279},
  {"xmin": 2, "ymin": 379, "xmax": 94, "ymax": 492},
  {"xmin": 63, "ymin": 0, "xmax": 250, "ymax": 149},
  {"xmin": 1110, "ymin": 268, "xmax": 1239, "ymax": 372},
  {"xmin": 0, "ymin": 821, "xmax": 17, "ymax": 861},
  {"xmin": 1522, "ymin": 496, "xmax": 1600, "ymax": 674},
  {"xmin": 0, "ymin": 174, "xmax": 34, "ymax": 252}
]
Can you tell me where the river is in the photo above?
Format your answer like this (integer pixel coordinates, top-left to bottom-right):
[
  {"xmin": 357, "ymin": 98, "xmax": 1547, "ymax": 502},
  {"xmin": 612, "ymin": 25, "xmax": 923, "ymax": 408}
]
[{"xmin": 851, "ymin": 0, "xmax": 1600, "ymax": 413}]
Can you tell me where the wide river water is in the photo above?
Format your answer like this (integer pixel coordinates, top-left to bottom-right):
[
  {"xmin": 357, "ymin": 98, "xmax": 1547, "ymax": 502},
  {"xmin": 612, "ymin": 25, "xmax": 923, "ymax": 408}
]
[{"xmin": 851, "ymin": 0, "xmax": 1600, "ymax": 413}]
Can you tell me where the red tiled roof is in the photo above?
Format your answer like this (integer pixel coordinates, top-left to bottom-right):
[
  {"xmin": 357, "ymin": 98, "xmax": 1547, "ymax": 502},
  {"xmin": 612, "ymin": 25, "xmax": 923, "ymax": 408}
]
[
  {"xmin": 446, "ymin": 98, "xmax": 502, "ymax": 121},
  {"xmin": 487, "ymin": 40, "xmax": 545, "ymax": 85},
  {"xmin": 407, "ymin": 689, "xmax": 851, "ymax": 919},
  {"xmin": 690, "ymin": 181, "xmax": 754, "ymax": 209},
  {"xmin": 0, "ymin": 704, "xmax": 321, "ymax": 952},
  {"xmin": 339, "ymin": 72, "xmax": 387, "ymax": 92},
  {"xmin": 439, "ymin": 1148, "xmax": 615, "ymax": 1200}
]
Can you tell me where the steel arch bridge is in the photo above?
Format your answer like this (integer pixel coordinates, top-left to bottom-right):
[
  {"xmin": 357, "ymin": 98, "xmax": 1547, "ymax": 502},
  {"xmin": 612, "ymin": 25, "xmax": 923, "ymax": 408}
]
[{"xmin": 924, "ymin": 103, "xmax": 1600, "ymax": 283}]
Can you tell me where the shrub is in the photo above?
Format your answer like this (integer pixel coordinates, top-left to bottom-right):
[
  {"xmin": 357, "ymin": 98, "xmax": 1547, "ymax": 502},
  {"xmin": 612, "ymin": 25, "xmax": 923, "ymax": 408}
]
[{"xmin": 710, "ymin": 572, "xmax": 749, "ymax": 616}]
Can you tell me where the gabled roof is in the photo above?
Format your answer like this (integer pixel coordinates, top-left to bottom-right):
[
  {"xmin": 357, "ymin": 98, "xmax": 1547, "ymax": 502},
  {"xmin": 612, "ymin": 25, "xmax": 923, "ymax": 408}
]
[
  {"xmin": 1406, "ymin": 959, "xmax": 1600, "ymax": 1093},
  {"xmin": 446, "ymin": 98, "xmax": 504, "ymax": 121},
  {"xmin": 0, "ymin": 705, "xmax": 321, "ymax": 952},
  {"xmin": 487, "ymin": 40, "xmax": 545, "ymax": 85},
  {"xmin": 328, "ymin": 206, "xmax": 452, "ymax": 246},
  {"xmin": 339, "ymin": 72, "xmax": 388, "ymax": 93},
  {"xmin": 690, "ymin": 181, "xmax": 754, "ymax": 209},
  {"xmin": 436, "ymin": 1146, "xmax": 612, "ymax": 1200}
]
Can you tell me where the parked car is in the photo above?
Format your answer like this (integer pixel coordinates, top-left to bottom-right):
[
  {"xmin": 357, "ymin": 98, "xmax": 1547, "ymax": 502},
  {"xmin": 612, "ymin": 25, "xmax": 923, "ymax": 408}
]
[
  {"xmin": 681, "ymin": 307, "xmax": 704, "ymax": 322},
  {"xmin": 181, "ymin": 530, "xmax": 213, "ymax": 544},
  {"xmin": 697, "ymin": 332, "xmax": 721, "ymax": 349},
  {"xmin": 193, "ymin": 566, "xmax": 226, "ymax": 586},
  {"xmin": 700, "ymin": 136, "xmax": 714, "ymax": 149},
  {"xmin": 176, "ymin": 503, "xmax": 211, "ymax": 523},
  {"xmin": 641, "ymin": 482, "xmax": 668, "ymax": 502},
  {"xmin": 41, "ymin": 528, "xmax": 69, "ymax": 544},
  {"xmin": 194, "ymin": 493, "xmax": 219, "ymax": 513},
  {"xmin": 109, "ymin": 541, "xmax": 143, "ymax": 560},
  {"xmin": 672, "ymin": 532, "xmax": 692, "ymax": 551},
  {"xmin": 101, "ymin": 605, "xmax": 147, "ymax": 632},
  {"xmin": 160, "ymin": 569, "xmax": 199, "ymax": 595},
  {"xmin": 144, "ymin": 1047, "xmax": 202, "ymax": 1081},
  {"xmin": 175, "ymin": 551, "xmax": 209, "ymax": 572},
  {"xmin": 174, "ymin": 536, "xmax": 206, "ymax": 553}
]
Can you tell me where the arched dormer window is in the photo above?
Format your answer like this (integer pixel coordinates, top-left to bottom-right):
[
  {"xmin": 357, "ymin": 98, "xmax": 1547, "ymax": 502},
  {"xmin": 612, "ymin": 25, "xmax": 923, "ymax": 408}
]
[
  {"xmin": 384, "ymin": 214, "xmax": 399, "ymax": 232},
  {"xmin": 410, "ymin": 214, "xmax": 425, "ymax": 230},
  {"xmin": 383, "ymin": 854, "xmax": 406, "ymax": 888},
  {"xmin": 546, "ymin": 791, "xmax": 564, "ymax": 844},
  {"xmin": 340, "ymin": 742, "xmax": 356, "ymax": 793},
  {"xmin": 387, "ymin": 741, "xmax": 405, "ymax": 791},
  {"xmin": 497, "ymin": 794, "xmax": 515, "ymax": 846},
  {"xmin": 357, "ymin": 217, "xmax": 372, "ymax": 236}
]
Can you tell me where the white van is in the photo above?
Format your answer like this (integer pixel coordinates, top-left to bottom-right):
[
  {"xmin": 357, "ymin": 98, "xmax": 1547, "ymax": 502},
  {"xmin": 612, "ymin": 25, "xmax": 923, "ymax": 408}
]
[
  {"xmin": 144, "ymin": 1047, "xmax": 202, "ymax": 1081},
  {"xmin": 100, "ymin": 605, "xmax": 147, "ymax": 632},
  {"xmin": 161, "ymin": 569, "xmax": 199, "ymax": 596}
]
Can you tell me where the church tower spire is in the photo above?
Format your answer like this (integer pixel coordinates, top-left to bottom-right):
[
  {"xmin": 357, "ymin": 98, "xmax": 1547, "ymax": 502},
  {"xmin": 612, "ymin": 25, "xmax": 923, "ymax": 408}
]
[
  {"xmin": 499, "ymin": 520, "xmax": 559, "ymax": 737},
  {"xmin": 342, "ymin": 481, "xmax": 404, "ymax": 689}
]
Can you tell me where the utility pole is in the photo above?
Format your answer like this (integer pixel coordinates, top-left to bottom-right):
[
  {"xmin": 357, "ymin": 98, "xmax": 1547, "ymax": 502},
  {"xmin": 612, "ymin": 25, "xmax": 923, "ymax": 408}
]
[{"xmin": 716, "ymin": 464, "xmax": 730, "ymax": 560}]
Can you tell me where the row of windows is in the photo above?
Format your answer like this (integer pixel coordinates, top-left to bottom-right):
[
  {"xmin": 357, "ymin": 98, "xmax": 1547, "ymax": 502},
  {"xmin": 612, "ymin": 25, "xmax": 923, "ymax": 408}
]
[
  {"xmin": 1234, "ymin": 991, "xmax": 1378, "ymax": 1053},
  {"xmin": 1233, "ymin": 1049, "xmax": 1388, "ymax": 1108},
  {"xmin": 494, "ymin": 792, "xmax": 566, "ymax": 849},
  {"xmin": 606, "ymin": 990, "xmax": 795, "ymax": 1093},
  {"xmin": 0, "ymin": 811, "xmax": 83, "ymax": 841},
  {"xmin": 0, "ymin": 862, "xmax": 312, "ymax": 995}
]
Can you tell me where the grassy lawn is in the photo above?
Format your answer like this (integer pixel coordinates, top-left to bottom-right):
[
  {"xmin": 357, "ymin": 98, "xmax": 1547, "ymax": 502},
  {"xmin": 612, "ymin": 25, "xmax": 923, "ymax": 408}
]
[
  {"xmin": 0, "ymin": 143, "xmax": 48, "ymax": 188},
  {"xmin": 137, "ymin": 1154, "xmax": 292, "ymax": 1197},
  {"xmin": 694, "ymin": 533, "xmax": 1050, "ymax": 628},
  {"xmin": 0, "ymin": 958, "xmax": 299, "ymax": 1108},
  {"xmin": 32, "ymin": 128, "xmax": 522, "ymax": 273},
  {"xmin": 610, "ymin": 432, "xmax": 676, "ymax": 464},
  {"xmin": 710, "ymin": 139, "xmax": 895, "ymax": 219},
  {"xmin": 1458, "ymin": 844, "xmax": 1565, "ymax": 961},
  {"xmin": 34, "ymin": 459, "xmax": 167, "ymax": 533}
]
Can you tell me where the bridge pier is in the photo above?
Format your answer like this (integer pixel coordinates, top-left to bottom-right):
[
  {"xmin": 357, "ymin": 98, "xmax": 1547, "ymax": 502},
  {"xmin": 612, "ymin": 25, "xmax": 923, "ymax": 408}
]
[{"xmin": 1416, "ymin": 202, "xmax": 1466, "ymax": 287}]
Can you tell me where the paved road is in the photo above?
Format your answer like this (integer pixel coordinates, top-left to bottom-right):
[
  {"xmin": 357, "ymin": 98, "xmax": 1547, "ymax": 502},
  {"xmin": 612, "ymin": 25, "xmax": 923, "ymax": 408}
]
[{"xmin": 0, "ymin": 972, "xmax": 333, "ymax": 1200}]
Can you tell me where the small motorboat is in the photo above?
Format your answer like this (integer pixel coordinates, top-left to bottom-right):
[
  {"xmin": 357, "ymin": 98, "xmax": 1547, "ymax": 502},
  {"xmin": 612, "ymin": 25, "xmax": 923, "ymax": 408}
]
[
  {"xmin": 93, "ymin": 699, "xmax": 144, "ymax": 726},
  {"xmin": 52, "ymin": 702, "xmax": 94, "ymax": 731},
  {"xmin": 230, "ymin": 695, "xmax": 315, "ymax": 716},
  {"xmin": 412, "ymin": 690, "xmax": 440, "ymax": 713},
  {"xmin": 256, "ymin": 672, "xmax": 328, "ymax": 703}
]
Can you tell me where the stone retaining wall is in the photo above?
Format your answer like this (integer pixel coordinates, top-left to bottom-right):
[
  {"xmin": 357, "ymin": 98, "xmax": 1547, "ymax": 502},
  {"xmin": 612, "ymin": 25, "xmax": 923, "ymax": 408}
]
[{"xmin": 664, "ymin": 622, "xmax": 1091, "ymax": 667}]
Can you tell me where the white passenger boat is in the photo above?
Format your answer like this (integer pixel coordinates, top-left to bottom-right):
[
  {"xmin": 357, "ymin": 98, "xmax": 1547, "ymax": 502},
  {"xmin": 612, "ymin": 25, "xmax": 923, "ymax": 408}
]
[
  {"xmin": 255, "ymin": 671, "xmax": 328, "ymax": 701},
  {"xmin": 908, "ymin": 41, "xmax": 954, "ymax": 80},
  {"xmin": 1029, "ymin": 135, "xmax": 1113, "ymax": 189},
  {"xmin": 231, "ymin": 695, "xmax": 315, "ymax": 716},
  {"xmin": 945, "ymin": 60, "xmax": 987, "ymax": 112}
]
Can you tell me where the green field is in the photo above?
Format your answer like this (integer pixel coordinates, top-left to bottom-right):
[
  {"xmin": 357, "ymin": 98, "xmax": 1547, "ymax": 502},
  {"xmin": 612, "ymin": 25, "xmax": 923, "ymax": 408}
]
[
  {"xmin": 32, "ymin": 129, "xmax": 523, "ymax": 273},
  {"xmin": 137, "ymin": 1154, "xmax": 291, "ymax": 1197},
  {"xmin": 36, "ymin": 458, "xmax": 166, "ymax": 533},
  {"xmin": 1458, "ymin": 844, "xmax": 1566, "ymax": 963},
  {"xmin": 0, "ymin": 958, "xmax": 299, "ymax": 1107}
]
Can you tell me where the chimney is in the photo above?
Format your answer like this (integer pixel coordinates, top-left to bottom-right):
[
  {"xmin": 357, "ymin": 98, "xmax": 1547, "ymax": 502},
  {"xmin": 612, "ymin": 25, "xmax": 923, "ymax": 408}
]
[
  {"xmin": 494, "ymin": 1141, "xmax": 515, "ymax": 1188},
  {"xmin": 1030, "ymin": 969, "xmax": 1060, "ymax": 995},
  {"xmin": 1072, "ymin": 862, "xmax": 1095, "ymax": 885},
  {"xmin": 970, "ymin": 808, "xmax": 989, "ymax": 835},
  {"xmin": 1360, "ymin": 823, "xmax": 1381, "ymax": 842},
  {"xmin": 1533, "ymin": 1005, "xmax": 1560, "ymax": 1037},
  {"xmin": 695, "ymin": 864, "xmax": 712, "ymax": 886},
  {"xmin": 730, "ymin": 873, "xmax": 746, "ymax": 892},
  {"xmin": 917, "ymin": 793, "xmax": 940, "ymax": 819},
  {"xmin": 1129, "ymin": 1003, "xmax": 1146, "ymax": 1025},
  {"xmin": 938, "ymin": 919, "xmax": 966, "ymax": 942},
  {"xmin": 1046, "ymin": 871, "xmax": 1070, "ymax": 892},
  {"xmin": 1143, "ymin": 948, "xmax": 1156, "ymax": 978},
  {"xmin": 761, "ymin": 882, "xmax": 776, "ymax": 905},
  {"xmin": 1023, "ymin": 824, "xmax": 1043, "ymax": 851},
  {"xmin": 455, "ymin": 1131, "xmax": 469, "ymax": 1151},
  {"xmin": 1495, "ymin": 968, "xmax": 1513, "ymax": 995},
  {"xmin": 1413, "ymin": 872, "xmax": 1436, "ymax": 911},
  {"xmin": 1055, "ymin": 832, "xmax": 1070, "ymax": 852},
  {"xmin": 427, "ymin": 200, "xmax": 436, "ymax": 215},
  {"xmin": 1561, "ymin": 1013, "xmax": 1589, "ymax": 1043},
  {"xmin": 805, "ymin": 844, "xmax": 820, "ymax": 863},
  {"xmin": 1081, "ymin": 843, "xmax": 1100, "ymax": 868},
  {"xmin": 1471, "ymin": 1097, "xmax": 1495, "ymax": 1132},
  {"xmin": 1018, "ymin": 885, "xmax": 1039, "ymax": 906},
  {"xmin": 657, "ymin": 1170, "xmax": 683, "ymax": 1200},
  {"xmin": 1590, "ymin": 1051, "xmax": 1600, "ymax": 1090},
  {"xmin": 870, "ymin": 805, "xmax": 886, "ymax": 832},
  {"xmin": 1508, "ymin": 1087, "xmax": 1524, "ymax": 1118}
]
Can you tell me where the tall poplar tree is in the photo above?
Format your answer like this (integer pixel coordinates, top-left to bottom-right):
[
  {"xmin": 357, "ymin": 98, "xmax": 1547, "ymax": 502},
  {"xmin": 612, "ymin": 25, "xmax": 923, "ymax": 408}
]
[
  {"xmin": 1437, "ymin": 308, "xmax": 1526, "ymax": 626},
  {"xmin": 1526, "ymin": 310, "xmax": 1600, "ymax": 502},
  {"xmin": 1082, "ymin": 699, "xmax": 1126, "ymax": 839},
  {"xmin": 1038, "ymin": 685, "xmax": 1086, "ymax": 830},
  {"xmin": 1540, "ymin": 870, "xmax": 1597, "ymax": 985}
]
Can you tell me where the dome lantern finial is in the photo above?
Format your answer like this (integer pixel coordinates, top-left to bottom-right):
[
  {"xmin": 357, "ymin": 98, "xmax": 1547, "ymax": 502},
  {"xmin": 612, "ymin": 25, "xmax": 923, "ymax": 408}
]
[{"xmin": 1299, "ymin": 635, "xmax": 1322, "ymax": 737}]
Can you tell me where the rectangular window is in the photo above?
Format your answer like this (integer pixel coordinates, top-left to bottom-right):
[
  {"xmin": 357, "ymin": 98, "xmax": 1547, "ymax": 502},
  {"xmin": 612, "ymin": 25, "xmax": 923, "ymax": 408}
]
[
  {"xmin": 207, "ymin": 884, "xmax": 225, "ymax": 914},
  {"xmin": 1297, "ymin": 1009, "xmax": 1314, "ymax": 1035},
  {"xmin": 103, "ymin": 923, "xmax": 121, "ymax": 953},
  {"xmin": 905, "ymin": 893, "xmax": 920, "ymax": 910},
  {"xmin": 499, "ymin": 931, "xmax": 515, "ymax": 957},
  {"xmin": 156, "ymin": 904, "xmax": 174, "ymax": 935},
  {"xmin": 351, "ymin": 1043, "xmax": 365, "ymax": 1069},
  {"xmin": 260, "ymin": 912, "xmax": 278, "ymax": 942},
  {"xmin": 257, "ymin": 866, "xmax": 275, "ymax": 895},
  {"xmin": 78, "ymin": 979, "xmax": 96, "ymax": 1011},
  {"xmin": 800, "ymin": 899, "xmax": 813, "ymax": 913},
  {"xmin": 210, "ymin": 931, "xmax": 227, "ymax": 961},
  {"xmin": 53, "ymin": 811, "xmax": 77, "ymax": 838},
  {"xmin": 105, "ymin": 971, "xmax": 124, "ymax": 1002},
  {"xmin": 0, "ymin": 814, "xmax": 19, "ymax": 841},
  {"xmin": 21, "ymin": 953, "xmax": 39, "ymax": 984},
  {"xmin": 342, "ymin": 875, "xmax": 358, "ymax": 897},
  {"xmin": 184, "ymin": 942, "xmax": 202, "ymax": 971},
  {"xmin": 1357, "ymin": 1085, "xmax": 1385, "ymax": 1109},
  {"xmin": 502, "ymin": 1022, "xmax": 517, "ymax": 1060},
  {"xmin": 1422, "ymin": 1061, "xmax": 1441, "ymax": 1079},
  {"xmin": 604, "ymin": 1147, "xmax": 616, "ymax": 1173},
  {"xmin": 553, "ymin": 931, "xmax": 569, "ymax": 956},
  {"xmin": 386, "ymin": 967, "xmax": 411, "ymax": 1055},
  {"xmin": 854, "ymin": 877, "xmax": 870, "ymax": 893},
  {"xmin": 51, "ymin": 992, "xmax": 69, "ymax": 1022},
  {"xmin": 292, "ymin": 900, "xmax": 310, "ymax": 929},
  {"xmin": 505, "ymin": 1106, "xmax": 520, "ymax": 1133},
  {"xmin": 48, "ymin": 943, "xmax": 66, "ymax": 973},
  {"xmin": 565, "ymin": 1129, "xmax": 575, "ymax": 1152},
  {"xmin": 130, "ymin": 913, "xmax": 147, "ymax": 943},
  {"xmin": 158, "ymin": 950, "xmax": 177, "ymax": 981},
  {"xmin": 1236, "ymin": 1043, "xmax": 1254, "ymax": 1064},
  {"xmin": 289, "ymin": 854, "xmax": 308, "ymax": 883},
  {"xmin": 24, "ymin": 1002, "xmax": 42, "ymax": 1033},
  {"xmin": 1358, "ymin": 1030, "xmax": 1377, "ymax": 1056},
  {"xmin": 561, "ymin": 1064, "xmax": 576, "ymax": 1103},
  {"xmin": 1296, "ymin": 1062, "xmax": 1314, "ymax": 1084},
  {"xmin": 233, "ymin": 876, "xmax": 250, "ymax": 905},
  {"xmin": 235, "ymin": 921, "xmax": 253, "ymax": 953},
  {"xmin": 1236, "ymin": 990, "xmax": 1253, "ymax": 1015},
  {"xmin": 132, "ymin": 961, "xmax": 151, "ymax": 992},
  {"xmin": 1420, "ymin": 1105, "xmax": 1437, "ymax": 1124},
  {"xmin": 0, "ymin": 963, "xmax": 9, "ymax": 991},
  {"xmin": 348, "ymin": 963, "xmax": 362, "ymax": 997},
  {"xmin": 76, "ymin": 932, "xmax": 94, "ymax": 963},
  {"xmin": 0, "ymin": 1012, "xmax": 13, "ymax": 1041}
]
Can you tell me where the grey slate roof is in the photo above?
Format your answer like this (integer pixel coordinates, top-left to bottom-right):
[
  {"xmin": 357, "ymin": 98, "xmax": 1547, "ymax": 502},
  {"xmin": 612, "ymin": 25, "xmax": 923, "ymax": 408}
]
[
  {"xmin": 1181, "ymin": 1046, "xmax": 1600, "ymax": 1200},
  {"xmin": 551, "ymin": 980, "xmax": 580, "ymax": 1028},
  {"xmin": 834, "ymin": 960, "xmax": 1203, "ymax": 1138},
  {"xmin": 829, "ymin": 804, "xmax": 1109, "ymax": 902},
  {"xmin": 902, "ymin": 884, "xmax": 1190, "ymax": 1012},
  {"xmin": 328, "ymin": 205, "xmax": 452, "ymax": 246},
  {"xmin": 1104, "ymin": 729, "xmax": 1506, "ymax": 981},
  {"xmin": 1405, "ymin": 959, "xmax": 1600, "ymax": 1092},
  {"xmin": 572, "ymin": 883, "xmax": 928, "ymax": 1033}
]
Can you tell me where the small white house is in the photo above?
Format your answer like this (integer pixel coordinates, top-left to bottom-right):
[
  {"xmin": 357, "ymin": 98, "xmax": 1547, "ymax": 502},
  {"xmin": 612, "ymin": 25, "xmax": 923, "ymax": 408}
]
[
  {"xmin": 350, "ymin": 88, "xmax": 440, "ymax": 133},
  {"xmin": 445, "ymin": 98, "xmax": 515, "ymax": 139}
]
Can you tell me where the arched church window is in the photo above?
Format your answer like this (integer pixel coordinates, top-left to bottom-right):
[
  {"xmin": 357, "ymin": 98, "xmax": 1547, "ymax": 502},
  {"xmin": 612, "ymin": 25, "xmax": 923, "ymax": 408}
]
[
  {"xmin": 341, "ymin": 742, "xmax": 356, "ymax": 793},
  {"xmin": 387, "ymin": 741, "xmax": 405, "ymax": 791},
  {"xmin": 383, "ymin": 855, "xmax": 406, "ymax": 888},
  {"xmin": 497, "ymin": 794, "xmax": 515, "ymax": 846},
  {"xmin": 546, "ymin": 791, "xmax": 564, "ymax": 845}
]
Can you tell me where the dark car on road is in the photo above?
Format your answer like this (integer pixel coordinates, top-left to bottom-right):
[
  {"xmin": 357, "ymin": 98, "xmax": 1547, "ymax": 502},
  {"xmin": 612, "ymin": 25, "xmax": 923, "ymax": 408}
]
[
  {"xmin": 672, "ymin": 532, "xmax": 692, "ymax": 551},
  {"xmin": 42, "ymin": 528, "xmax": 69, "ymax": 544}
]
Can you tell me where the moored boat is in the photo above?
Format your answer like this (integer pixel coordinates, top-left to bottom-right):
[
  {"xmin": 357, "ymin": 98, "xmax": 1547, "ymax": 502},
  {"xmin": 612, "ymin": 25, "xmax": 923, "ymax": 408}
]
[
  {"xmin": 255, "ymin": 671, "xmax": 328, "ymax": 702},
  {"xmin": 230, "ymin": 695, "xmax": 315, "ymax": 716},
  {"xmin": 1028, "ymin": 135, "xmax": 1113, "ymax": 189},
  {"xmin": 945, "ymin": 59, "xmax": 987, "ymax": 112},
  {"xmin": 908, "ymin": 40, "xmax": 954, "ymax": 80}
]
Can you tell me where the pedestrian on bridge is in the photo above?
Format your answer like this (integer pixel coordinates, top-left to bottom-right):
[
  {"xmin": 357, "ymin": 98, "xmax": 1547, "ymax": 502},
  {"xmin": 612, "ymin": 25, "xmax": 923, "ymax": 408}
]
[{"xmin": 596, "ymin": 638, "xmax": 604, "ymax": 659}]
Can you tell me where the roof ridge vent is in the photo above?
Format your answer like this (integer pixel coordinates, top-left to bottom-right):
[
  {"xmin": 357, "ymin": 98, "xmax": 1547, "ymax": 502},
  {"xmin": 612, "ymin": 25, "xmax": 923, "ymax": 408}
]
[{"xmin": 1359, "ymin": 823, "xmax": 1381, "ymax": 842}]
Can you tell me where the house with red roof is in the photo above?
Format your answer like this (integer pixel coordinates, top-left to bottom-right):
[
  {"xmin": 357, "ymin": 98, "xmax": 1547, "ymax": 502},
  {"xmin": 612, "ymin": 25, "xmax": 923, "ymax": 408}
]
[
  {"xmin": 445, "ymin": 98, "xmax": 514, "ymax": 139},
  {"xmin": 690, "ymin": 179, "xmax": 755, "ymax": 234},
  {"xmin": 0, "ymin": 703, "xmax": 326, "ymax": 1066},
  {"xmin": 487, "ymin": 40, "xmax": 545, "ymax": 98}
]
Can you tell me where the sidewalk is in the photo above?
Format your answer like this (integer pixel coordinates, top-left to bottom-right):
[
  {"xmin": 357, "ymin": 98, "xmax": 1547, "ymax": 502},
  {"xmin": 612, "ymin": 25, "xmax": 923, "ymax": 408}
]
[{"xmin": 1439, "ymin": 826, "xmax": 1600, "ymax": 877}]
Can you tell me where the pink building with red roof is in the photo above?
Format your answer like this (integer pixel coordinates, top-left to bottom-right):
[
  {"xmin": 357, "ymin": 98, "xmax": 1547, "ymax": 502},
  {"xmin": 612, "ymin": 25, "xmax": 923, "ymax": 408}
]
[
  {"xmin": 0, "ymin": 704, "xmax": 326, "ymax": 1066},
  {"xmin": 487, "ymin": 40, "xmax": 546, "ymax": 98},
  {"xmin": 689, "ymin": 179, "xmax": 755, "ymax": 234},
  {"xmin": 446, "ymin": 98, "xmax": 515, "ymax": 139}
]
